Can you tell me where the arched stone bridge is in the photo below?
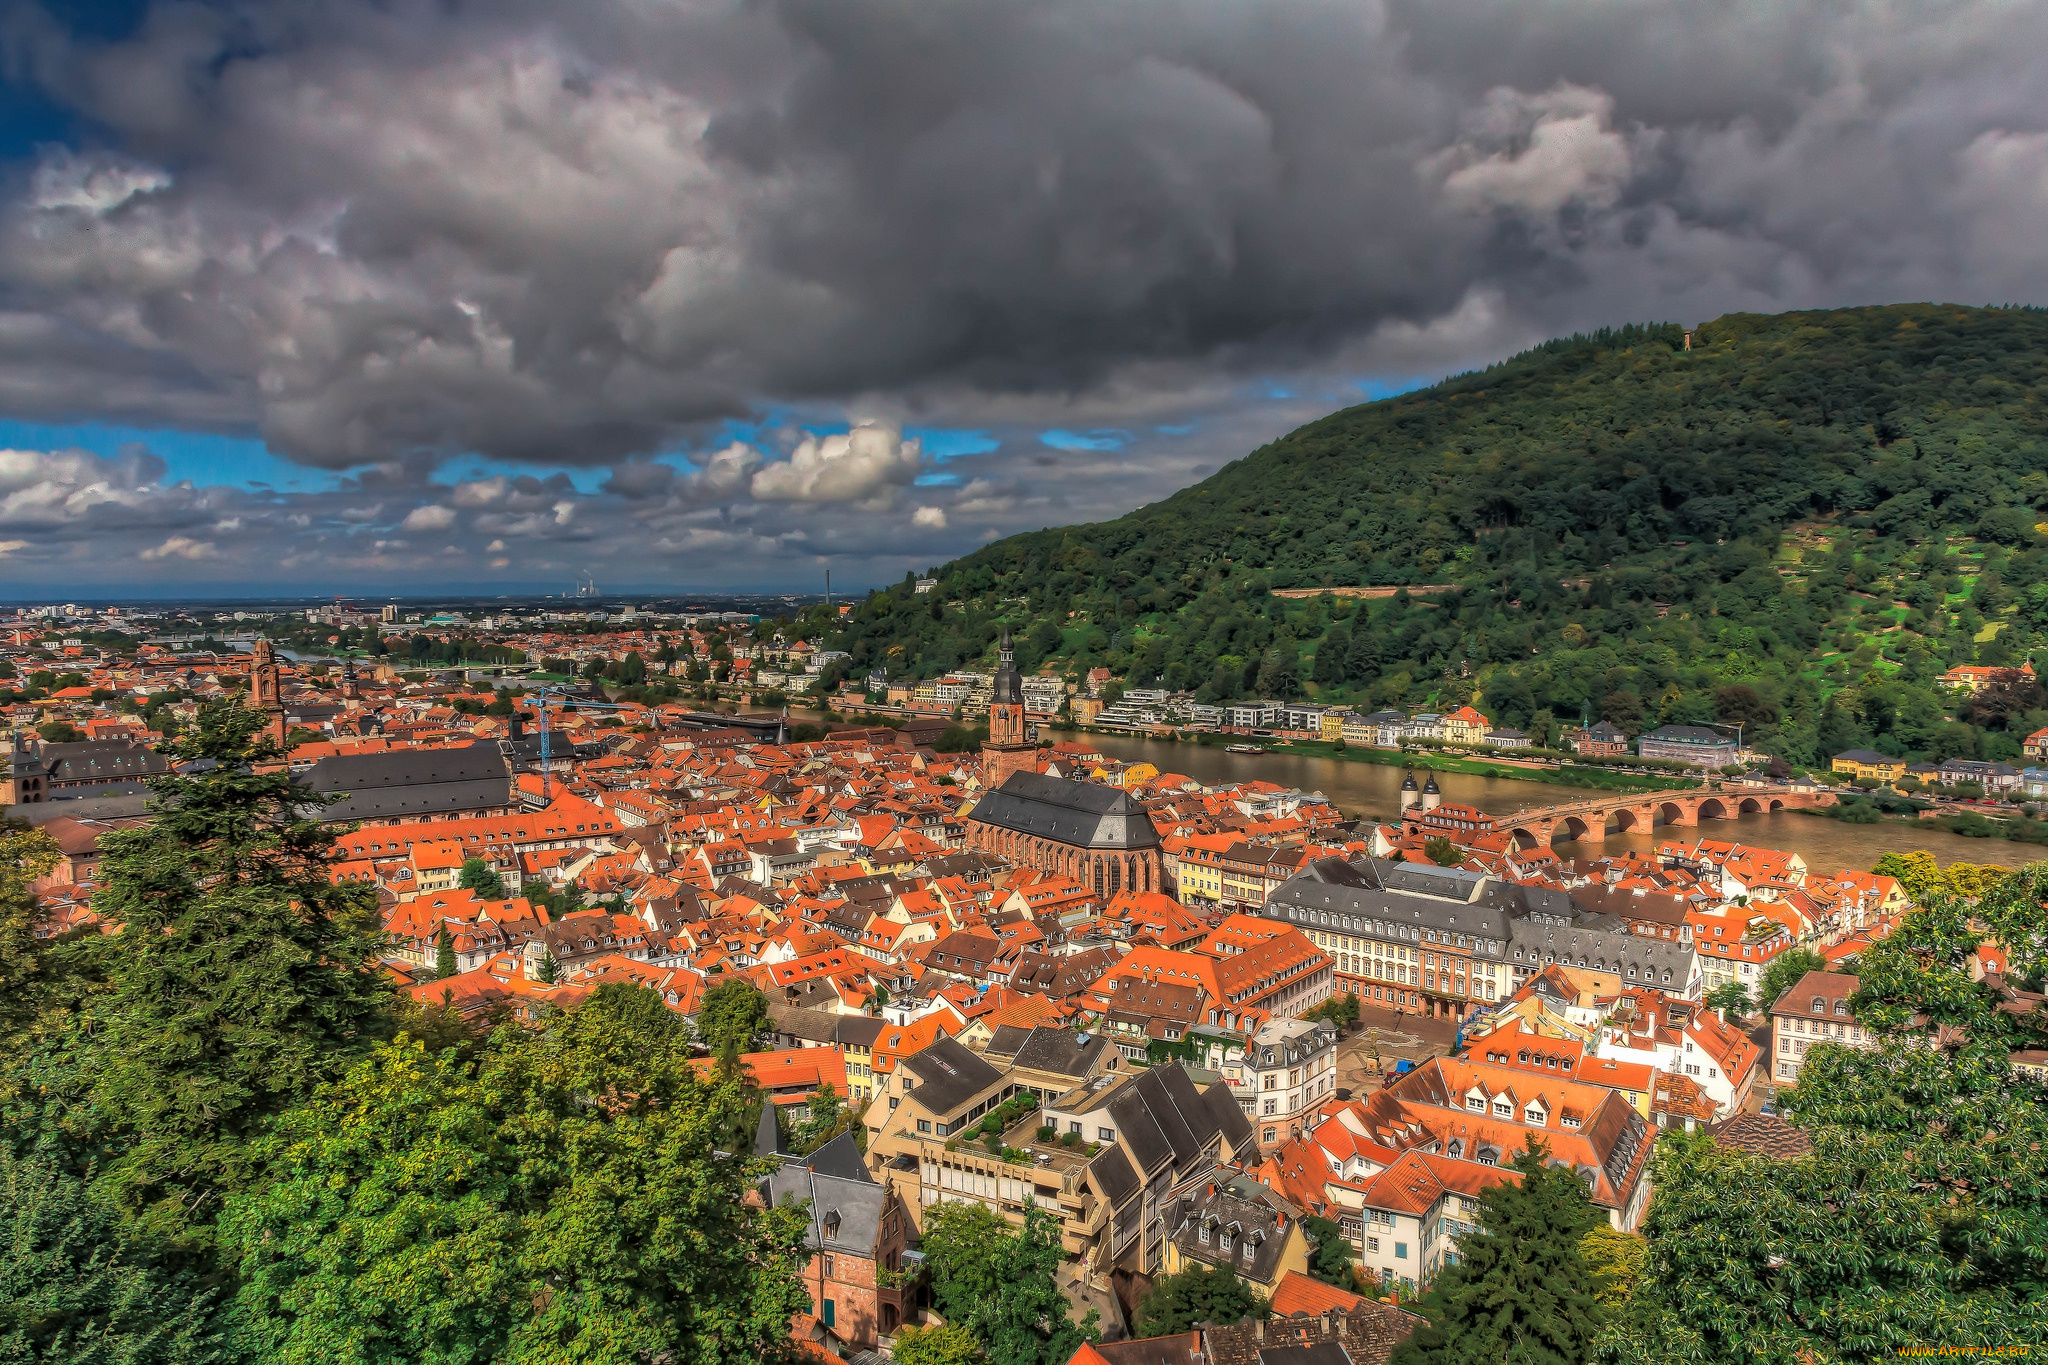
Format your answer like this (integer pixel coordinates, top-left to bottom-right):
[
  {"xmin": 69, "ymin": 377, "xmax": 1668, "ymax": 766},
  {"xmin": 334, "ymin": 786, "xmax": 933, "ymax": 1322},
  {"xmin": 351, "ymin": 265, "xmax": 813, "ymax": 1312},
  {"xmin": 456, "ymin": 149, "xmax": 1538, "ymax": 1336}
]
[{"xmin": 1500, "ymin": 787, "xmax": 1836, "ymax": 848}]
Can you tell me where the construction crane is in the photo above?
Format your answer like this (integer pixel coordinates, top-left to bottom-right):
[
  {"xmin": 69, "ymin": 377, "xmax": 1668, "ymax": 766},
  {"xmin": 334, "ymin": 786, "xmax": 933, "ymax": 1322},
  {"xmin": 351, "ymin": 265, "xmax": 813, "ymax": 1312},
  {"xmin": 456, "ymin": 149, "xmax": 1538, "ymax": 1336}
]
[{"xmin": 523, "ymin": 685, "xmax": 641, "ymax": 802}]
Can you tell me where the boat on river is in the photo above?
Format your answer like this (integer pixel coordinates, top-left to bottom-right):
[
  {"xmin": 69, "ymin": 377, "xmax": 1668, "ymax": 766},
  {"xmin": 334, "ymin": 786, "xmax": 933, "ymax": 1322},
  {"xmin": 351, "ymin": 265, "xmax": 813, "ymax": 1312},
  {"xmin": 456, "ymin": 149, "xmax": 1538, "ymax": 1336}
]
[{"xmin": 1224, "ymin": 743, "xmax": 1265, "ymax": 755}]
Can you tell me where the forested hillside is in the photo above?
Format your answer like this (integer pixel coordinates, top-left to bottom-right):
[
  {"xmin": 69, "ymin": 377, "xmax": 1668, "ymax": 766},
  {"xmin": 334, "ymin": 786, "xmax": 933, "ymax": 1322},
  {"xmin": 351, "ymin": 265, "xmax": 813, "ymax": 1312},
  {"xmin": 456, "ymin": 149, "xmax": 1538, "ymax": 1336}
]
[{"xmin": 824, "ymin": 304, "xmax": 2048, "ymax": 766}]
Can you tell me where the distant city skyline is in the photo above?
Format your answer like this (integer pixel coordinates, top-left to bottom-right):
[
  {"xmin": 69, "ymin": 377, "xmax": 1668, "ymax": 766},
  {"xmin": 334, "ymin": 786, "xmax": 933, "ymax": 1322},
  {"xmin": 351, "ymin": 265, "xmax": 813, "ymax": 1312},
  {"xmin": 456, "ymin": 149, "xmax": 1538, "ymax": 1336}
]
[{"xmin": 1, "ymin": 0, "xmax": 2045, "ymax": 591}]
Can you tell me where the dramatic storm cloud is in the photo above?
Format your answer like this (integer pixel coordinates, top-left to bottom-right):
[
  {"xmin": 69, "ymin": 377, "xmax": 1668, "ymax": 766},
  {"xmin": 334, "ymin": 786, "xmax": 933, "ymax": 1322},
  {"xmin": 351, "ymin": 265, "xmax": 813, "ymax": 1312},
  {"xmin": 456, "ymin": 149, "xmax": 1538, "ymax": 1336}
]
[{"xmin": 0, "ymin": 0, "xmax": 2043, "ymax": 590}]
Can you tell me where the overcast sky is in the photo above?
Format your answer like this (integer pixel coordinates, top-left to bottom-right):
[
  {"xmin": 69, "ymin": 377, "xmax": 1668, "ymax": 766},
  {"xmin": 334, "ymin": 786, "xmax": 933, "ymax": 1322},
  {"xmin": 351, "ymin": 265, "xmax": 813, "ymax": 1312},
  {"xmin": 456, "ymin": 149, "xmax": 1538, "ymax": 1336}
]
[{"xmin": 0, "ymin": 0, "xmax": 2044, "ymax": 597}]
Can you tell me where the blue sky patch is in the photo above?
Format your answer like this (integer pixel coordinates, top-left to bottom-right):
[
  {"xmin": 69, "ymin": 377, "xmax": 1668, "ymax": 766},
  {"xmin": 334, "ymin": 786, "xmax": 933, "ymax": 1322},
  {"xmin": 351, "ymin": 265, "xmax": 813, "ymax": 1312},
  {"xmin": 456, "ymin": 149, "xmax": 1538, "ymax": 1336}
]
[
  {"xmin": 0, "ymin": 419, "xmax": 319, "ymax": 490},
  {"xmin": 1039, "ymin": 428, "xmax": 1130, "ymax": 451},
  {"xmin": 909, "ymin": 427, "xmax": 1000, "ymax": 460}
]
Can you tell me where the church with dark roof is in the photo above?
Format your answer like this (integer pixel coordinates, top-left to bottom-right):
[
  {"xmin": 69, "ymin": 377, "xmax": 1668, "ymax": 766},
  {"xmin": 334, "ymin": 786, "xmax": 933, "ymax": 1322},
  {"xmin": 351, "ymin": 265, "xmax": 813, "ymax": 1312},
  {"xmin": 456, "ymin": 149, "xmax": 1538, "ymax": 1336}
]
[{"xmin": 965, "ymin": 769, "xmax": 1165, "ymax": 899}]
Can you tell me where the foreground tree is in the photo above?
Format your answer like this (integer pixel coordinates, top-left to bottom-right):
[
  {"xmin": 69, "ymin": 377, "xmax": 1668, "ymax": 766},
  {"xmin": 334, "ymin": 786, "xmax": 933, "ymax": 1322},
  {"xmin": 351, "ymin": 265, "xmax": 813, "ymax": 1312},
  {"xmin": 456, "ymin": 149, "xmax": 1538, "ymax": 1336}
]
[
  {"xmin": 892, "ymin": 1322, "xmax": 985, "ymax": 1365},
  {"xmin": 793, "ymin": 1081, "xmax": 857, "ymax": 1154},
  {"xmin": 224, "ymin": 983, "xmax": 812, "ymax": 1364},
  {"xmin": 1134, "ymin": 1262, "xmax": 1269, "ymax": 1335},
  {"xmin": 1702, "ymin": 980, "xmax": 1754, "ymax": 1017},
  {"xmin": 1753, "ymin": 947, "xmax": 1827, "ymax": 1014},
  {"xmin": 1600, "ymin": 870, "xmax": 2048, "ymax": 1363},
  {"xmin": 1303, "ymin": 1214, "xmax": 1361, "ymax": 1287},
  {"xmin": 1392, "ymin": 1140, "xmax": 1606, "ymax": 1365},
  {"xmin": 1579, "ymin": 1227, "xmax": 1646, "ymax": 1310},
  {"xmin": 74, "ymin": 703, "xmax": 393, "ymax": 1243},
  {"xmin": 0, "ymin": 826, "xmax": 63, "ymax": 1052},
  {"xmin": 0, "ymin": 1141, "xmax": 228, "ymax": 1365},
  {"xmin": 921, "ymin": 1201, "xmax": 1097, "ymax": 1365},
  {"xmin": 697, "ymin": 978, "xmax": 769, "ymax": 1054},
  {"xmin": 457, "ymin": 857, "xmax": 506, "ymax": 899}
]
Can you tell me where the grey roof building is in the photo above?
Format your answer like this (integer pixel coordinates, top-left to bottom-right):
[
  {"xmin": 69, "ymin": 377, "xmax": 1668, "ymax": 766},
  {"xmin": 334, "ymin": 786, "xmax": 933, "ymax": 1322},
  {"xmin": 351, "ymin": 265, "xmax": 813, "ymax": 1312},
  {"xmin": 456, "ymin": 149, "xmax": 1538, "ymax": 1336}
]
[
  {"xmin": 967, "ymin": 771, "xmax": 1161, "ymax": 850},
  {"xmin": 1042, "ymin": 1062, "xmax": 1258, "ymax": 1273},
  {"xmin": 762, "ymin": 1133, "xmax": 914, "ymax": 1349},
  {"xmin": 966, "ymin": 769, "xmax": 1168, "ymax": 898},
  {"xmin": 1265, "ymin": 855, "xmax": 1699, "ymax": 1014},
  {"xmin": 896, "ymin": 1035, "xmax": 1006, "ymax": 1117},
  {"xmin": 302, "ymin": 745, "xmax": 516, "ymax": 823},
  {"xmin": 1507, "ymin": 901, "xmax": 1698, "ymax": 995},
  {"xmin": 1163, "ymin": 1165, "xmax": 1303, "ymax": 1289}
]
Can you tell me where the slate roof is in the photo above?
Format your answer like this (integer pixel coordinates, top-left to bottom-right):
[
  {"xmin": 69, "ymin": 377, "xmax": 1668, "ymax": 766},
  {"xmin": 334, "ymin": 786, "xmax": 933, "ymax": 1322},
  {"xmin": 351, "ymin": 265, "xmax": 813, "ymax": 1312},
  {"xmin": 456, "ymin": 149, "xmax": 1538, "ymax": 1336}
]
[
  {"xmin": 1259, "ymin": 1344, "xmax": 1356, "ymax": 1365},
  {"xmin": 793, "ymin": 1131, "xmax": 871, "ymax": 1182},
  {"xmin": 303, "ymin": 746, "xmax": 514, "ymax": 821},
  {"xmin": 897, "ymin": 1035, "xmax": 1005, "ymax": 1116},
  {"xmin": 1072, "ymin": 1063, "xmax": 1238, "ymax": 1181},
  {"xmin": 1166, "ymin": 1168, "xmax": 1298, "ymax": 1287},
  {"xmin": 763, "ymin": 1161, "xmax": 887, "ymax": 1256},
  {"xmin": 983, "ymin": 1024, "xmax": 1036, "ymax": 1061},
  {"xmin": 1088, "ymin": 1143, "xmax": 1141, "ymax": 1207},
  {"xmin": 1009, "ymin": 1026, "xmax": 1109, "ymax": 1080},
  {"xmin": 967, "ymin": 771, "xmax": 1162, "ymax": 850},
  {"xmin": 40, "ymin": 740, "xmax": 171, "ymax": 785}
]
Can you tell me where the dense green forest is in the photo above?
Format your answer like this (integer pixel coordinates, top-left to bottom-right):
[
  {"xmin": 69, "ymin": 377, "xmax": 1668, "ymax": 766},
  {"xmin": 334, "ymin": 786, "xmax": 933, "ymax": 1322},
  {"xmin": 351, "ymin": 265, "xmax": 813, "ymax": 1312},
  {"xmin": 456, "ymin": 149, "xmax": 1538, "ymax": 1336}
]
[{"xmin": 814, "ymin": 304, "xmax": 2048, "ymax": 766}]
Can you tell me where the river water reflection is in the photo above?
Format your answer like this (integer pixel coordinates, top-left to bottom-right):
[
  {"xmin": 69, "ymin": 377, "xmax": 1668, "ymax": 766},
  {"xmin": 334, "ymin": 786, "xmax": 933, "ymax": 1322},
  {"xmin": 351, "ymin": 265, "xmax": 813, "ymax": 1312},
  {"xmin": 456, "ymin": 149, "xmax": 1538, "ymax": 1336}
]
[{"xmin": 1080, "ymin": 733, "xmax": 2040, "ymax": 876}]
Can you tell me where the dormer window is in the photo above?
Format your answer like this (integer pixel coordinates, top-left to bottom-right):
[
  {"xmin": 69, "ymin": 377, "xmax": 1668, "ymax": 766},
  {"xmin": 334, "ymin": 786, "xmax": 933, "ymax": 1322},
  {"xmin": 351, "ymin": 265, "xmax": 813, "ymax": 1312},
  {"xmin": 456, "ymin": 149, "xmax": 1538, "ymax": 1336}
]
[
  {"xmin": 1811, "ymin": 997, "xmax": 1825, "ymax": 1014},
  {"xmin": 1219, "ymin": 1232, "xmax": 1233, "ymax": 1253},
  {"xmin": 1466, "ymin": 1095, "xmax": 1485, "ymax": 1112}
]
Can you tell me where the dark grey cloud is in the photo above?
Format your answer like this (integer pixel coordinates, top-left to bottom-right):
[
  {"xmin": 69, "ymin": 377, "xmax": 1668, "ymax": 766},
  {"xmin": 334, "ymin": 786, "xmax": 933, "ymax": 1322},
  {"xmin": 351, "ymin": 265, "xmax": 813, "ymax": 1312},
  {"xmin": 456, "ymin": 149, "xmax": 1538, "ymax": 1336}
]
[{"xmin": 0, "ymin": 0, "xmax": 2042, "ymax": 589}]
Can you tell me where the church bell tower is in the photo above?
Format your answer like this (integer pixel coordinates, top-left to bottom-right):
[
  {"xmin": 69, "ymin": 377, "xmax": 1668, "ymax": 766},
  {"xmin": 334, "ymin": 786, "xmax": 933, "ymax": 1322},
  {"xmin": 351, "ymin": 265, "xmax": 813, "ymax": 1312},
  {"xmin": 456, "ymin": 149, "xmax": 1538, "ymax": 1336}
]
[
  {"xmin": 981, "ymin": 627, "xmax": 1036, "ymax": 788},
  {"xmin": 250, "ymin": 639, "xmax": 288, "ymax": 749}
]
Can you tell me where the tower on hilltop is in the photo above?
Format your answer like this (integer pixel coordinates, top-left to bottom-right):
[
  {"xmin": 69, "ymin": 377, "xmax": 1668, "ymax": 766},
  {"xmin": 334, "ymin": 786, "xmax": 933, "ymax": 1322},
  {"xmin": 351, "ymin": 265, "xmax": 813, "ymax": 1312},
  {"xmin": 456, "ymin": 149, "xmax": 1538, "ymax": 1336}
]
[{"xmin": 981, "ymin": 627, "xmax": 1037, "ymax": 788}]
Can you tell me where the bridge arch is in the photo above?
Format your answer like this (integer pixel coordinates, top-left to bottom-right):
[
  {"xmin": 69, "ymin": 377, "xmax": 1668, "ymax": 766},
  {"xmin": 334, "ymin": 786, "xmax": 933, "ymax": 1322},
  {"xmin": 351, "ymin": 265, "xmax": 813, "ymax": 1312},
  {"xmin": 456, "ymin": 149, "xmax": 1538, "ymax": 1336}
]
[
  {"xmin": 1769, "ymin": 798, "xmax": 1785, "ymax": 812},
  {"xmin": 1738, "ymin": 796, "xmax": 1764, "ymax": 814},
  {"xmin": 1508, "ymin": 826, "xmax": 1543, "ymax": 851},
  {"xmin": 1613, "ymin": 807, "xmax": 1645, "ymax": 833},
  {"xmin": 1557, "ymin": 815, "xmax": 1593, "ymax": 843},
  {"xmin": 1699, "ymin": 797, "xmax": 1732, "ymax": 821},
  {"xmin": 1658, "ymin": 801, "xmax": 1687, "ymax": 825}
]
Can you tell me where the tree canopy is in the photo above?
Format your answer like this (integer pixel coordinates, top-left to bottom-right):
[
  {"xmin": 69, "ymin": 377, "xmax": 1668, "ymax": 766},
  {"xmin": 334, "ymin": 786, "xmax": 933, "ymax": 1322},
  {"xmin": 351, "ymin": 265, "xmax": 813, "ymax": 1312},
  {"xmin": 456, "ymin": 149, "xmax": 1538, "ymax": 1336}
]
[
  {"xmin": 1601, "ymin": 868, "xmax": 2048, "ymax": 1362},
  {"xmin": 1132, "ymin": 1263, "xmax": 1268, "ymax": 1337},
  {"xmin": 696, "ymin": 979, "xmax": 769, "ymax": 1055},
  {"xmin": 1392, "ymin": 1140, "xmax": 1607, "ymax": 1365},
  {"xmin": 224, "ymin": 983, "xmax": 810, "ymax": 1364},
  {"xmin": 919, "ymin": 1202, "xmax": 1097, "ymax": 1365},
  {"xmin": 69, "ymin": 703, "xmax": 393, "ymax": 1244}
]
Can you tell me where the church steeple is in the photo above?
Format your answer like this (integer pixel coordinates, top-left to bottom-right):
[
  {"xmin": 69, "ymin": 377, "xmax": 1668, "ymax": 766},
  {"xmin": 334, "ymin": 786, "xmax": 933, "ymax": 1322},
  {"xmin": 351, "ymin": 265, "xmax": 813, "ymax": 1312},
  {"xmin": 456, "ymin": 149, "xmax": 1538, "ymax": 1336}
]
[
  {"xmin": 992, "ymin": 626, "xmax": 1022, "ymax": 708},
  {"xmin": 982, "ymin": 624, "xmax": 1031, "ymax": 783},
  {"xmin": 250, "ymin": 639, "xmax": 287, "ymax": 749}
]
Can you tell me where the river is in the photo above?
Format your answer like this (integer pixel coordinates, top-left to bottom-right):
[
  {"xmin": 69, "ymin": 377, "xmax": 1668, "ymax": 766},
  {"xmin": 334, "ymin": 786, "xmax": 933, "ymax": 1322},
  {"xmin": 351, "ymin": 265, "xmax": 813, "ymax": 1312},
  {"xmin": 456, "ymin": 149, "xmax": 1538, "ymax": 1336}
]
[{"xmin": 1078, "ymin": 732, "xmax": 2041, "ymax": 877}]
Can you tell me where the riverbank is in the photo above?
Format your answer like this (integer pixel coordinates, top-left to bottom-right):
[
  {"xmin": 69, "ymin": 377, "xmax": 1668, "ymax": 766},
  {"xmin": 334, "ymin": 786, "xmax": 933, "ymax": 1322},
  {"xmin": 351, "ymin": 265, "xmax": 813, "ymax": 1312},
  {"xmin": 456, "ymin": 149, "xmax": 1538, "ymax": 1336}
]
[{"xmin": 1110, "ymin": 731, "xmax": 1696, "ymax": 795}]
